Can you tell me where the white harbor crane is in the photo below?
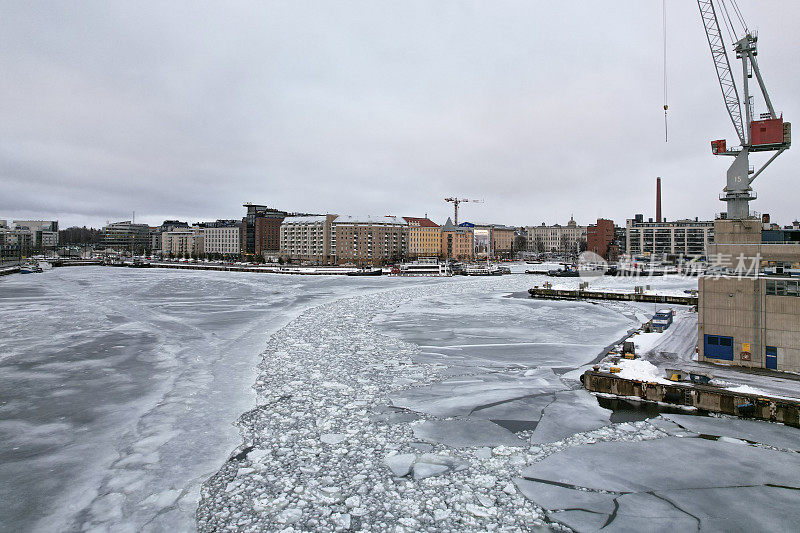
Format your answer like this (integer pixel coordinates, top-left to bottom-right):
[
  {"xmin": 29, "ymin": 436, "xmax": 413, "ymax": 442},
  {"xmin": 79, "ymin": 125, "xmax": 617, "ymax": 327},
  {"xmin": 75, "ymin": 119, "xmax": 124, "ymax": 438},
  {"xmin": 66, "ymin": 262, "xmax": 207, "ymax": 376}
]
[
  {"xmin": 697, "ymin": 0, "xmax": 791, "ymax": 220},
  {"xmin": 444, "ymin": 197, "xmax": 483, "ymax": 225}
]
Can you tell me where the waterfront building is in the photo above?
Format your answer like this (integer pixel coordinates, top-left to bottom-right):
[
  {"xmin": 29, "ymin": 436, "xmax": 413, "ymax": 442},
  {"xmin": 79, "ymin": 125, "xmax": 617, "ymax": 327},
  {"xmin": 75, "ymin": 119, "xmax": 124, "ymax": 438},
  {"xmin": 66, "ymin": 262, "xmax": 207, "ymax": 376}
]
[
  {"xmin": 587, "ymin": 218, "xmax": 616, "ymax": 260},
  {"xmin": 151, "ymin": 220, "xmax": 189, "ymax": 251},
  {"xmin": 698, "ymin": 216, "xmax": 800, "ymax": 372},
  {"xmin": 241, "ymin": 203, "xmax": 288, "ymax": 259},
  {"xmin": 403, "ymin": 217, "xmax": 441, "ymax": 258},
  {"xmin": 699, "ymin": 274, "xmax": 800, "ymax": 372},
  {"xmin": 441, "ymin": 217, "xmax": 473, "ymax": 261},
  {"xmin": 525, "ymin": 217, "xmax": 587, "ymax": 256},
  {"xmin": 0, "ymin": 226, "xmax": 34, "ymax": 261},
  {"xmin": 102, "ymin": 221, "xmax": 151, "ymax": 252},
  {"xmin": 489, "ymin": 225, "xmax": 515, "ymax": 258},
  {"xmin": 12, "ymin": 220, "xmax": 59, "ymax": 249},
  {"xmin": 614, "ymin": 226, "xmax": 627, "ymax": 256},
  {"xmin": 202, "ymin": 220, "xmax": 242, "ymax": 257},
  {"xmin": 162, "ymin": 227, "xmax": 204, "ymax": 257},
  {"xmin": 280, "ymin": 215, "xmax": 336, "ymax": 264},
  {"xmin": 625, "ymin": 214, "xmax": 714, "ymax": 259},
  {"xmin": 331, "ymin": 215, "xmax": 408, "ymax": 266},
  {"xmin": 460, "ymin": 223, "xmax": 515, "ymax": 259}
]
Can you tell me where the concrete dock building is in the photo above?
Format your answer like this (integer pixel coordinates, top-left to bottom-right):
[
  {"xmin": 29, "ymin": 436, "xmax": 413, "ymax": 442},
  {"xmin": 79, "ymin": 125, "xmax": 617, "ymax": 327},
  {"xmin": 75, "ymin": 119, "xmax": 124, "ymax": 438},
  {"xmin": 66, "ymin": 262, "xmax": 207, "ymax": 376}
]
[{"xmin": 698, "ymin": 216, "xmax": 800, "ymax": 372}]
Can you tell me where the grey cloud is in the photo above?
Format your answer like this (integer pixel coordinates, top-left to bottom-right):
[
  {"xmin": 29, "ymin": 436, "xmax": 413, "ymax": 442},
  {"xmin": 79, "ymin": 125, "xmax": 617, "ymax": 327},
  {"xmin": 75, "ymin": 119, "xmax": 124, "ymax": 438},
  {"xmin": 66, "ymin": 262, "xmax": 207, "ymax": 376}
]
[{"xmin": 1, "ymin": 1, "xmax": 797, "ymax": 228}]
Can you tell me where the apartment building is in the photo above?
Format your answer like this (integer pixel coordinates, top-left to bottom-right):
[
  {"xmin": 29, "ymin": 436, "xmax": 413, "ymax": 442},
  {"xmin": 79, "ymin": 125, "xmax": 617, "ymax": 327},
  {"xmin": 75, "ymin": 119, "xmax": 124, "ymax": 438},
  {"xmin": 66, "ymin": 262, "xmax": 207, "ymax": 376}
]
[
  {"xmin": 625, "ymin": 214, "xmax": 714, "ymax": 258},
  {"xmin": 162, "ymin": 227, "xmax": 204, "ymax": 257},
  {"xmin": 403, "ymin": 217, "xmax": 441, "ymax": 258},
  {"xmin": 526, "ymin": 217, "xmax": 587, "ymax": 255},
  {"xmin": 441, "ymin": 218, "xmax": 474, "ymax": 261},
  {"xmin": 490, "ymin": 225, "xmax": 515, "ymax": 258},
  {"xmin": 331, "ymin": 216, "xmax": 408, "ymax": 266},
  {"xmin": 12, "ymin": 220, "xmax": 59, "ymax": 249},
  {"xmin": 151, "ymin": 220, "xmax": 189, "ymax": 251},
  {"xmin": 280, "ymin": 215, "xmax": 336, "ymax": 264},
  {"xmin": 0, "ymin": 223, "xmax": 34, "ymax": 261},
  {"xmin": 202, "ymin": 220, "xmax": 242, "ymax": 257}
]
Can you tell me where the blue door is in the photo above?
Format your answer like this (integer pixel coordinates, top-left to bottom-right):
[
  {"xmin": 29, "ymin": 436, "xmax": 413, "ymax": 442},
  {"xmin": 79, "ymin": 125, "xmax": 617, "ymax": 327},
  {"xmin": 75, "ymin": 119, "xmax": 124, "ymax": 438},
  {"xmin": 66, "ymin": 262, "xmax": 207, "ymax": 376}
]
[
  {"xmin": 704, "ymin": 335, "xmax": 734, "ymax": 361},
  {"xmin": 766, "ymin": 346, "xmax": 778, "ymax": 370}
]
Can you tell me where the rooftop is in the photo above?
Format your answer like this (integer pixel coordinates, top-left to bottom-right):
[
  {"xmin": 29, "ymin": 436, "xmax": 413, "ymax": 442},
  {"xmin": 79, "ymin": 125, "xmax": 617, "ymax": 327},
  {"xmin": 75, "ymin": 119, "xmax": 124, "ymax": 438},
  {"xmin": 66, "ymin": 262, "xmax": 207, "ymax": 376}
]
[
  {"xmin": 403, "ymin": 217, "xmax": 439, "ymax": 227},
  {"xmin": 333, "ymin": 215, "xmax": 405, "ymax": 225},
  {"xmin": 282, "ymin": 215, "xmax": 330, "ymax": 224}
]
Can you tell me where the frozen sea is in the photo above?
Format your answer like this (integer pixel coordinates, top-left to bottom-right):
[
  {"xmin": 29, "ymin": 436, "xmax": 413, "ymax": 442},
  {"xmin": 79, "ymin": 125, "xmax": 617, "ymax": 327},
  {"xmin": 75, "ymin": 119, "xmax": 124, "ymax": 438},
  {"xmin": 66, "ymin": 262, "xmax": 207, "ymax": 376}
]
[
  {"xmin": 3, "ymin": 266, "xmax": 800, "ymax": 532},
  {"xmin": 0, "ymin": 267, "xmax": 421, "ymax": 532}
]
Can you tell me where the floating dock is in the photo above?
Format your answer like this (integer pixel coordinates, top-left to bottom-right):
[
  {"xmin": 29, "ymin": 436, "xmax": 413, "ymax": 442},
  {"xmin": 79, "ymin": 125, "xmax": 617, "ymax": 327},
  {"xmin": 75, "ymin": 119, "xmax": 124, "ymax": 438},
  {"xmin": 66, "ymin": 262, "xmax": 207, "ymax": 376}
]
[
  {"xmin": 0, "ymin": 266, "xmax": 20, "ymax": 276},
  {"xmin": 528, "ymin": 287, "xmax": 697, "ymax": 306},
  {"xmin": 583, "ymin": 370, "xmax": 800, "ymax": 427}
]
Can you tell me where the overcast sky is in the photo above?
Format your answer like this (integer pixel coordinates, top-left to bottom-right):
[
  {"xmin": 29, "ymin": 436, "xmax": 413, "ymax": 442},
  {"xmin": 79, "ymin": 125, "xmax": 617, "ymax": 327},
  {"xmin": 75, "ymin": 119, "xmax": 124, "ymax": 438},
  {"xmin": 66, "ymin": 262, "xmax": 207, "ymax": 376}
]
[{"xmin": 1, "ymin": 1, "xmax": 797, "ymax": 229}]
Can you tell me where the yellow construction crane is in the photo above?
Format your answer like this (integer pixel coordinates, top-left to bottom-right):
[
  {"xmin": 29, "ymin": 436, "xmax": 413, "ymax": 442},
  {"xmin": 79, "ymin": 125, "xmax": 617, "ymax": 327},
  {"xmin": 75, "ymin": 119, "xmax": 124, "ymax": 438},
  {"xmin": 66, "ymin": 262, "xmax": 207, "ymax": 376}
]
[{"xmin": 444, "ymin": 197, "xmax": 483, "ymax": 225}]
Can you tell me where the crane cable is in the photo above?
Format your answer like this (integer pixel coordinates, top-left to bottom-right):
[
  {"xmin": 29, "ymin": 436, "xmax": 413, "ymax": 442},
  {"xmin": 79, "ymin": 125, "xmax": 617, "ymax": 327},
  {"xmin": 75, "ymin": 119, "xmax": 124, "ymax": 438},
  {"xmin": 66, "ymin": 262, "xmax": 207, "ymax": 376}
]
[{"xmin": 663, "ymin": 0, "xmax": 668, "ymax": 142}]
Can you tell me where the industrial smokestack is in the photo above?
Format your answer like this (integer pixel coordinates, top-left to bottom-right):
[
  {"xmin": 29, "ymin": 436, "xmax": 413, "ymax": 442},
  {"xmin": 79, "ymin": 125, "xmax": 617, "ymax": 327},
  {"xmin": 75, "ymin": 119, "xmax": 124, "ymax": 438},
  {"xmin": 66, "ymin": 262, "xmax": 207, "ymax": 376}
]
[{"xmin": 656, "ymin": 177, "xmax": 662, "ymax": 223}]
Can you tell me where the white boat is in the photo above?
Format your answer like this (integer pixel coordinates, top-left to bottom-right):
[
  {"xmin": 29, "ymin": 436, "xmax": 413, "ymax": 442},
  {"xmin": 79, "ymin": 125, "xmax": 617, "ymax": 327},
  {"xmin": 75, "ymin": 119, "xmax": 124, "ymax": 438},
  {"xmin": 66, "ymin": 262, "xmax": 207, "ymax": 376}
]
[
  {"xmin": 463, "ymin": 264, "xmax": 494, "ymax": 276},
  {"xmin": 20, "ymin": 261, "xmax": 43, "ymax": 274},
  {"xmin": 393, "ymin": 258, "xmax": 452, "ymax": 277}
]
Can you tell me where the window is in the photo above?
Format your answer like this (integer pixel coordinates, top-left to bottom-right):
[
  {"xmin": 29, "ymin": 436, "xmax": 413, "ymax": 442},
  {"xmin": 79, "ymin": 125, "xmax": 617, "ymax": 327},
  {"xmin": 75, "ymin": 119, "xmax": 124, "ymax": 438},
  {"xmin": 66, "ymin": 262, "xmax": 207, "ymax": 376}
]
[
  {"xmin": 767, "ymin": 279, "xmax": 800, "ymax": 297},
  {"xmin": 708, "ymin": 336, "xmax": 719, "ymax": 345},
  {"xmin": 720, "ymin": 337, "xmax": 732, "ymax": 347}
]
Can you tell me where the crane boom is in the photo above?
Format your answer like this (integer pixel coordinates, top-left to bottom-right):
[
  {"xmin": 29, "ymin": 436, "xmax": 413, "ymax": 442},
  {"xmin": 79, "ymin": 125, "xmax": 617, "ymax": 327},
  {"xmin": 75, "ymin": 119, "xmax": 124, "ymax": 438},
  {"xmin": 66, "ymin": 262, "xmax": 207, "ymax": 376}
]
[
  {"xmin": 697, "ymin": 0, "xmax": 746, "ymax": 146},
  {"xmin": 444, "ymin": 197, "xmax": 483, "ymax": 225},
  {"xmin": 697, "ymin": 0, "xmax": 790, "ymax": 220}
]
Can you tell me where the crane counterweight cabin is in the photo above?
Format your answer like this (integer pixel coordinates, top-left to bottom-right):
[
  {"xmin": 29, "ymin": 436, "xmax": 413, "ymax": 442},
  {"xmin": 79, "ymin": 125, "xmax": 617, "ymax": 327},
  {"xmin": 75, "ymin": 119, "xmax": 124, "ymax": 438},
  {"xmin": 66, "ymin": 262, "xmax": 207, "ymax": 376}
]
[{"xmin": 697, "ymin": 0, "xmax": 791, "ymax": 220}]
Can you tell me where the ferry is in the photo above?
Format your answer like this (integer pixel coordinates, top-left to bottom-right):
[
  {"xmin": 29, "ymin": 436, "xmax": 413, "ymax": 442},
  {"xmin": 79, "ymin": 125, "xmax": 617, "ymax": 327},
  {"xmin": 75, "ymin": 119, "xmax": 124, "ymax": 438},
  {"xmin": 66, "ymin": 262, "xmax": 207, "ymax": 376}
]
[
  {"xmin": 463, "ymin": 263, "xmax": 504, "ymax": 276},
  {"xmin": 392, "ymin": 258, "xmax": 452, "ymax": 277}
]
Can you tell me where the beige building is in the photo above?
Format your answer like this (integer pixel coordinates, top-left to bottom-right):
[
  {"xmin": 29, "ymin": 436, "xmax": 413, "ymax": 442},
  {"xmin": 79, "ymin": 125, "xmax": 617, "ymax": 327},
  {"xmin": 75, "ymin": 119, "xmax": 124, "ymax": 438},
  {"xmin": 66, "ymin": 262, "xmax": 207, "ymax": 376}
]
[
  {"xmin": 709, "ymin": 217, "xmax": 800, "ymax": 268},
  {"xmin": 441, "ymin": 218, "xmax": 474, "ymax": 261},
  {"xmin": 204, "ymin": 224, "xmax": 241, "ymax": 257},
  {"xmin": 626, "ymin": 216, "xmax": 715, "ymax": 258},
  {"xmin": 698, "ymin": 216, "xmax": 800, "ymax": 372},
  {"xmin": 331, "ymin": 216, "xmax": 408, "ymax": 266},
  {"xmin": 280, "ymin": 215, "xmax": 337, "ymax": 264},
  {"xmin": 490, "ymin": 225, "xmax": 515, "ymax": 258},
  {"xmin": 699, "ymin": 275, "xmax": 800, "ymax": 372},
  {"xmin": 403, "ymin": 217, "xmax": 441, "ymax": 258},
  {"xmin": 162, "ymin": 227, "xmax": 204, "ymax": 256},
  {"xmin": 526, "ymin": 217, "xmax": 587, "ymax": 255}
]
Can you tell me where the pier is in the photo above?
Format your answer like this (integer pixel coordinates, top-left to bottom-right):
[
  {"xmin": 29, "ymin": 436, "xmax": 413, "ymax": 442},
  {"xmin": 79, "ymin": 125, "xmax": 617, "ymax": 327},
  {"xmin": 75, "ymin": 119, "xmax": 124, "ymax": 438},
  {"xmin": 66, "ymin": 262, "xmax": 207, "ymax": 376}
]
[
  {"xmin": 528, "ymin": 287, "xmax": 697, "ymax": 306},
  {"xmin": 583, "ymin": 370, "xmax": 800, "ymax": 427}
]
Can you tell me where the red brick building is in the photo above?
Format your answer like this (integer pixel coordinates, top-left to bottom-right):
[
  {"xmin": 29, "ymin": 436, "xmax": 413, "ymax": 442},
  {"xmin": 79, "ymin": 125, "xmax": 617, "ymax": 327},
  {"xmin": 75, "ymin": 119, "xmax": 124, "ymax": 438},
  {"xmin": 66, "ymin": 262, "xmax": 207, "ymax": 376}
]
[
  {"xmin": 587, "ymin": 218, "xmax": 615, "ymax": 260},
  {"xmin": 242, "ymin": 203, "xmax": 288, "ymax": 259}
]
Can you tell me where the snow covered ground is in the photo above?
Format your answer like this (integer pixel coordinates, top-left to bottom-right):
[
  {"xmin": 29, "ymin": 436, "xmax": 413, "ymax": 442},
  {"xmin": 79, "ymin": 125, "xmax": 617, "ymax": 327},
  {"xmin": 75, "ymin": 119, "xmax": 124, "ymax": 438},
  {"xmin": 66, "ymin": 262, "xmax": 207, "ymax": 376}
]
[
  {"xmin": 606, "ymin": 305, "xmax": 800, "ymax": 400},
  {"xmin": 4, "ymin": 266, "xmax": 800, "ymax": 531}
]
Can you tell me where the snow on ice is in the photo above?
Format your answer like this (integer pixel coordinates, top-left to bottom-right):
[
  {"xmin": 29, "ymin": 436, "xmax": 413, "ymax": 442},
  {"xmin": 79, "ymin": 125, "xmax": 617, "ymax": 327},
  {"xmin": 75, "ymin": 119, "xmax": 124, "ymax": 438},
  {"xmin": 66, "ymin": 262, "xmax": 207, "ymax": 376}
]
[{"xmin": 4, "ymin": 267, "xmax": 800, "ymax": 531}]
